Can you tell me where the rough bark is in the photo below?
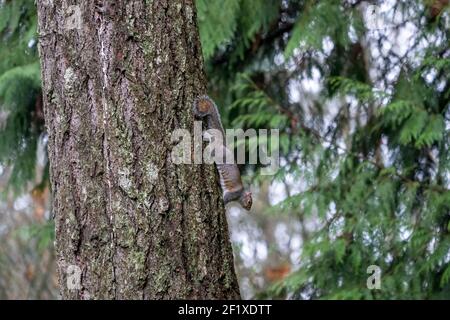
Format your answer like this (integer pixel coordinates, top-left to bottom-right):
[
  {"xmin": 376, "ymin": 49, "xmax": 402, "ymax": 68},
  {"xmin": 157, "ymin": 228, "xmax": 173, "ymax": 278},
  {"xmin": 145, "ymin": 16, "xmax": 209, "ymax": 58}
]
[{"xmin": 36, "ymin": 0, "xmax": 240, "ymax": 299}]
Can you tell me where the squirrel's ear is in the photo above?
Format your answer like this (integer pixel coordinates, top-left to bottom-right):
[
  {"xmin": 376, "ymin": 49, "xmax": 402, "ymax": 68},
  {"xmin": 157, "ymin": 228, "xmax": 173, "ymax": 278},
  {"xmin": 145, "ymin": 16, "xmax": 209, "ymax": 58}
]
[{"xmin": 193, "ymin": 95, "xmax": 214, "ymax": 118}]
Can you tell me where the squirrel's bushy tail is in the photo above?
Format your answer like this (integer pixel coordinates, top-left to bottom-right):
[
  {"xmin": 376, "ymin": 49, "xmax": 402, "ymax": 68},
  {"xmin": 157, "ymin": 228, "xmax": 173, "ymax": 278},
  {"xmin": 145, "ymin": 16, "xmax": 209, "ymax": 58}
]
[{"xmin": 193, "ymin": 95, "xmax": 215, "ymax": 118}]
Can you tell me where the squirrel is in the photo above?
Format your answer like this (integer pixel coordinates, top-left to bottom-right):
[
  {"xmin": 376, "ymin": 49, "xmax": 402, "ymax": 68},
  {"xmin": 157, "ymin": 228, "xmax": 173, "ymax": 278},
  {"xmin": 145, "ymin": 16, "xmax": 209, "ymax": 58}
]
[{"xmin": 193, "ymin": 95, "xmax": 252, "ymax": 211}]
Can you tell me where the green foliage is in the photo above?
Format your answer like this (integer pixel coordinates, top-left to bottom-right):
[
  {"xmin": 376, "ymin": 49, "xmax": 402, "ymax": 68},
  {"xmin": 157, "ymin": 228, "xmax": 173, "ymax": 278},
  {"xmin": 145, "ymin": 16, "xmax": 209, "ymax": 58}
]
[
  {"xmin": 196, "ymin": 0, "xmax": 241, "ymax": 59},
  {"xmin": 197, "ymin": 0, "xmax": 281, "ymax": 61},
  {"xmin": 380, "ymin": 73, "xmax": 446, "ymax": 149},
  {"xmin": 0, "ymin": 0, "xmax": 40, "ymax": 193},
  {"xmin": 0, "ymin": 0, "xmax": 37, "ymax": 74},
  {"xmin": 230, "ymin": 74, "xmax": 289, "ymax": 128},
  {"xmin": 15, "ymin": 220, "xmax": 55, "ymax": 252},
  {"xmin": 201, "ymin": 0, "xmax": 450, "ymax": 299},
  {"xmin": 285, "ymin": 0, "xmax": 364, "ymax": 58},
  {"xmin": 329, "ymin": 77, "xmax": 383, "ymax": 103}
]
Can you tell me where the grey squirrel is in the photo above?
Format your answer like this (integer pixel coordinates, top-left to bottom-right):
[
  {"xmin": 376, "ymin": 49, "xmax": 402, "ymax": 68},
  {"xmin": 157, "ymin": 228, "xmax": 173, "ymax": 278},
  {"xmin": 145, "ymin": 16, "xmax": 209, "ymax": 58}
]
[{"xmin": 193, "ymin": 95, "xmax": 252, "ymax": 211}]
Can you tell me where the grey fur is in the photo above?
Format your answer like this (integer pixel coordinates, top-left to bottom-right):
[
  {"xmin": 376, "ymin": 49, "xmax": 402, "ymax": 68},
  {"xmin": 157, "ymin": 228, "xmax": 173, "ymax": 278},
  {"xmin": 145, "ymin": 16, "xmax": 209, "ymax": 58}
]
[{"xmin": 193, "ymin": 95, "xmax": 252, "ymax": 210}]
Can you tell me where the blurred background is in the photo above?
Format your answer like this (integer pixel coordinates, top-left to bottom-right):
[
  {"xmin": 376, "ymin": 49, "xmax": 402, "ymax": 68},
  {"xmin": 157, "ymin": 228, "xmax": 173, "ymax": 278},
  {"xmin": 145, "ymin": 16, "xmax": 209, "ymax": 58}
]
[{"xmin": 0, "ymin": 0, "xmax": 449, "ymax": 299}]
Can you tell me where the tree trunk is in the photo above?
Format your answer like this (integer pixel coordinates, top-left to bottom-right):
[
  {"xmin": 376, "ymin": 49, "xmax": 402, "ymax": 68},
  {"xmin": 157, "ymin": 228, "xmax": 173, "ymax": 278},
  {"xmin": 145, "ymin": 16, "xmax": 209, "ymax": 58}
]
[{"xmin": 36, "ymin": 0, "xmax": 240, "ymax": 299}]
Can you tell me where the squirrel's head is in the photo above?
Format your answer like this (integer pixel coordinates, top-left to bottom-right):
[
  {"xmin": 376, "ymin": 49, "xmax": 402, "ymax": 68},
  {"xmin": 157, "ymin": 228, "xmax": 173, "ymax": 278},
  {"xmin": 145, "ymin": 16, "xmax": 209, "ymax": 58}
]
[{"xmin": 239, "ymin": 191, "xmax": 252, "ymax": 211}]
